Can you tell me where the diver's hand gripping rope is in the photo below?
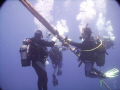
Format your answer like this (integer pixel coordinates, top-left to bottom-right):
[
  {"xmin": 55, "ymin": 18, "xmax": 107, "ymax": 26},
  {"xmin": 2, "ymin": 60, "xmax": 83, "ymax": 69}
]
[{"xmin": 19, "ymin": 0, "xmax": 80, "ymax": 58}]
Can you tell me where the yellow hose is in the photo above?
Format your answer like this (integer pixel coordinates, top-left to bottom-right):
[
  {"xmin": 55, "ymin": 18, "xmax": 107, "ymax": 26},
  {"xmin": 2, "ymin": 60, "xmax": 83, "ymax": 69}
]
[{"xmin": 80, "ymin": 39, "xmax": 103, "ymax": 52}]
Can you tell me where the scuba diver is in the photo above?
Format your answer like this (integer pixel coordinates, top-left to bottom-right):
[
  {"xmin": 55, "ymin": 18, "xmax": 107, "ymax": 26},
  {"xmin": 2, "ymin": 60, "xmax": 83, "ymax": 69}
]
[
  {"xmin": 63, "ymin": 27, "xmax": 107, "ymax": 78},
  {"xmin": 20, "ymin": 30, "xmax": 56, "ymax": 90},
  {"xmin": 49, "ymin": 44, "xmax": 66, "ymax": 86}
]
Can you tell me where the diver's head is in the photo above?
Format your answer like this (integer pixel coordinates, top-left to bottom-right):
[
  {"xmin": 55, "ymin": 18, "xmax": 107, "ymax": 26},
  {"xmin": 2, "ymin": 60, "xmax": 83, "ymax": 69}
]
[
  {"xmin": 34, "ymin": 30, "xmax": 43, "ymax": 39},
  {"xmin": 80, "ymin": 27, "xmax": 92, "ymax": 39}
]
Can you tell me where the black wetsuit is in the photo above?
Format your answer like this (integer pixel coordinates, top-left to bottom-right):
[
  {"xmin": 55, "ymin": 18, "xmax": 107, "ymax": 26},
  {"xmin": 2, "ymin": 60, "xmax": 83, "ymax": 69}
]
[
  {"xmin": 70, "ymin": 38, "xmax": 96, "ymax": 61},
  {"xmin": 29, "ymin": 37, "xmax": 55, "ymax": 90},
  {"xmin": 69, "ymin": 38, "xmax": 102, "ymax": 78},
  {"xmin": 49, "ymin": 46, "xmax": 63, "ymax": 64}
]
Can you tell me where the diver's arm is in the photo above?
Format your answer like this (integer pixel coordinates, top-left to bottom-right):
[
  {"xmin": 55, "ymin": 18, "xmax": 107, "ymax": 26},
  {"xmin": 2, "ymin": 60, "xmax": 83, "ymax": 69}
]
[
  {"xmin": 69, "ymin": 41, "xmax": 84, "ymax": 48},
  {"xmin": 30, "ymin": 37, "xmax": 55, "ymax": 47},
  {"xmin": 39, "ymin": 40, "xmax": 55, "ymax": 47},
  {"xmin": 64, "ymin": 36, "xmax": 85, "ymax": 48}
]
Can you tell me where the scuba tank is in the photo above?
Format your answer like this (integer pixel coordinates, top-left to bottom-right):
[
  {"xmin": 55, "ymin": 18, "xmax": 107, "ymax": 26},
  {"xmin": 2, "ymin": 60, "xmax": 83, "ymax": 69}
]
[
  {"xmin": 94, "ymin": 37, "xmax": 106, "ymax": 67},
  {"xmin": 20, "ymin": 39, "xmax": 31, "ymax": 67}
]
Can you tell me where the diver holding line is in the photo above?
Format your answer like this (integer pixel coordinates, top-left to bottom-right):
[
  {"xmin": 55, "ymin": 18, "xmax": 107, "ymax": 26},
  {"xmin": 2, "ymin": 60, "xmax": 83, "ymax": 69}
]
[{"xmin": 63, "ymin": 27, "xmax": 109, "ymax": 78}]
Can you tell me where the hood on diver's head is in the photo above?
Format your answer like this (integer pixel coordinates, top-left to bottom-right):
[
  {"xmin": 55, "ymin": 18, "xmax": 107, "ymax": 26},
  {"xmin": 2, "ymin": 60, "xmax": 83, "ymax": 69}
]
[
  {"xmin": 83, "ymin": 27, "xmax": 92, "ymax": 37},
  {"xmin": 80, "ymin": 27, "xmax": 92, "ymax": 39},
  {"xmin": 34, "ymin": 30, "xmax": 43, "ymax": 39}
]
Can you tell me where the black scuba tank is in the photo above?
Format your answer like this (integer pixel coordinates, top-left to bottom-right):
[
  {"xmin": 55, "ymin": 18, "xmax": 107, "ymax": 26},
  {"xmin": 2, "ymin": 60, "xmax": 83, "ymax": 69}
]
[
  {"xmin": 95, "ymin": 39, "xmax": 106, "ymax": 67},
  {"xmin": 20, "ymin": 39, "xmax": 31, "ymax": 67}
]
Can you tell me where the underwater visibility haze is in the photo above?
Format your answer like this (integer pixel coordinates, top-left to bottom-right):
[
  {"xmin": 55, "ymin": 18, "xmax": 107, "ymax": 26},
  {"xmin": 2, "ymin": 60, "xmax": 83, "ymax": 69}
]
[{"xmin": 0, "ymin": 0, "xmax": 120, "ymax": 90}]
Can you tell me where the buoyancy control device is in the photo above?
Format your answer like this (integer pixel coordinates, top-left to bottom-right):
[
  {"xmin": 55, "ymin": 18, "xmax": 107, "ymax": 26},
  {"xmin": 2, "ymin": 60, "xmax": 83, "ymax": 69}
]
[
  {"xmin": 20, "ymin": 39, "xmax": 31, "ymax": 67},
  {"xmin": 95, "ymin": 38, "xmax": 106, "ymax": 67},
  {"xmin": 78, "ymin": 37, "xmax": 106, "ymax": 67}
]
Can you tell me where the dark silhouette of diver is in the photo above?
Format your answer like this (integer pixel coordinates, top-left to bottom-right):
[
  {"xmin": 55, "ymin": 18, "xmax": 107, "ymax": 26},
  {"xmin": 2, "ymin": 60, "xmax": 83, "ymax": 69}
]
[
  {"xmin": 28, "ymin": 30, "xmax": 55, "ymax": 90},
  {"xmin": 0, "ymin": 0, "xmax": 5, "ymax": 8},
  {"xmin": 49, "ymin": 44, "xmax": 66, "ymax": 86},
  {"xmin": 64, "ymin": 27, "xmax": 107, "ymax": 78},
  {"xmin": 0, "ymin": 87, "xmax": 2, "ymax": 90}
]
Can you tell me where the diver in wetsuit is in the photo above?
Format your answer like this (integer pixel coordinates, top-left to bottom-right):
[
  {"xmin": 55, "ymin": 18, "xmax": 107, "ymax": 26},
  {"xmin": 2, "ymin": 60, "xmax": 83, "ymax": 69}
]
[
  {"xmin": 49, "ymin": 44, "xmax": 66, "ymax": 86},
  {"xmin": 64, "ymin": 27, "xmax": 106, "ymax": 78},
  {"xmin": 29, "ymin": 30, "xmax": 55, "ymax": 90}
]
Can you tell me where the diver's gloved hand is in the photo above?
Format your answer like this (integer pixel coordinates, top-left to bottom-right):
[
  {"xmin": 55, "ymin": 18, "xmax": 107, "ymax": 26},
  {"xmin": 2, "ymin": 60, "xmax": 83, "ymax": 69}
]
[
  {"xmin": 64, "ymin": 36, "xmax": 71, "ymax": 44},
  {"xmin": 61, "ymin": 36, "xmax": 71, "ymax": 47},
  {"xmin": 62, "ymin": 42, "xmax": 69, "ymax": 47}
]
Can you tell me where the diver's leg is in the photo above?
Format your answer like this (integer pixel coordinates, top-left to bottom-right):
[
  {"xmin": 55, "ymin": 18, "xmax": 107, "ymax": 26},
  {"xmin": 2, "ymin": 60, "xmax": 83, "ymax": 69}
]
[
  {"xmin": 38, "ymin": 77, "xmax": 43, "ymax": 90},
  {"xmin": 85, "ymin": 62, "xmax": 100, "ymax": 78},
  {"xmin": 52, "ymin": 63, "xmax": 58, "ymax": 86},
  {"xmin": 32, "ymin": 61, "xmax": 45, "ymax": 90},
  {"xmin": 92, "ymin": 67, "xmax": 103, "ymax": 75},
  {"xmin": 52, "ymin": 63, "xmax": 57, "ymax": 75},
  {"xmin": 92, "ymin": 67, "xmax": 106, "ymax": 78},
  {"xmin": 57, "ymin": 61, "xmax": 62, "ymax": 76},
  {"xmin": 42, "ymin": 71, "xmax": 48, "ymax": 90}
]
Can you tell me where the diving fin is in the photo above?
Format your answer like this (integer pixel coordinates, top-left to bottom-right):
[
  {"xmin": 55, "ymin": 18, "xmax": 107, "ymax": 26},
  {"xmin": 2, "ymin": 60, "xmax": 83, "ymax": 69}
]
[
  {"xmin": 104, "ymin": 68, "xmax": 119, "ymax": 78},
  {"xmin": 52, "ymin": 75, "xmax": 58, "ymax": 86},
  {"xmin": 53, "ymin": 78, "xmax": 58, "ymax": 86}
]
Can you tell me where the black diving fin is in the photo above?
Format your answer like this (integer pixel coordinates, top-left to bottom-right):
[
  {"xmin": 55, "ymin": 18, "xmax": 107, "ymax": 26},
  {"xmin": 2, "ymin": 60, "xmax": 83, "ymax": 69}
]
[{"xmin": 52, "ymin": 75, "xmax": 58, "ymax": 86}]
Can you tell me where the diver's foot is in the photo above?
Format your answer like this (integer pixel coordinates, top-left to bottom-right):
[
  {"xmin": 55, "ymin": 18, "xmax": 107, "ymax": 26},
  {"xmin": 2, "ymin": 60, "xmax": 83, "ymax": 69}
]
[
  {"xmin": 57, "ymin": 71, "xmax": 62, "ymax": 76},
  {"xmin": 53, "ymin": 78, "xmax": 58, "ymax": 86},
  {"xmin": 52, "ymin": 75, "xmax": 58, "ymax": 86},
  {"xmin": 99, "ymin": 74, "xmax": 107, "ymax": 79}
]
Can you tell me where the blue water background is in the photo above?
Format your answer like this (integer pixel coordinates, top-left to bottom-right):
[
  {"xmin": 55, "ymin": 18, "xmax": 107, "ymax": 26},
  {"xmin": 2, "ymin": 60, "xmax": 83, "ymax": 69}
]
[{"xmin": 0, "ymin": 1, "xmax": 120, "ymax": 90}]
